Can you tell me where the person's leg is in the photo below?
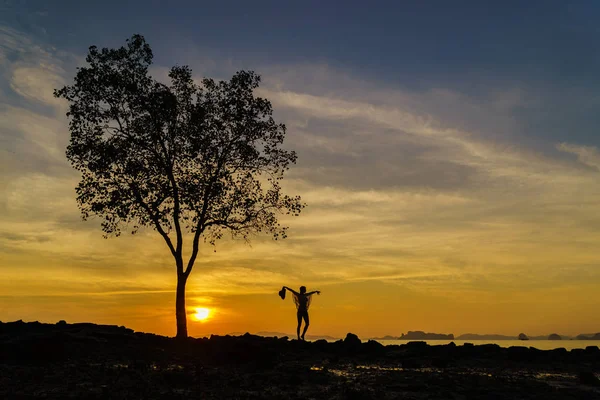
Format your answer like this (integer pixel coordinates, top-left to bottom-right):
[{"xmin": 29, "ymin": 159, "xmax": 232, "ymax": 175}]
[
  {"xmin": 296, "ymin": 311, "xmax": 302, "ymax": 340},
  {"xmin": 301, "ymin": 311, "xmax": 310, "ymax": 340}
]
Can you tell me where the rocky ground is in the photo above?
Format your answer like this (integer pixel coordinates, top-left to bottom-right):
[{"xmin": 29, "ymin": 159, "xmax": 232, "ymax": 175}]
[{"xmin": 1, "ymin": 320, "xmax": 599, "ymax": 399}]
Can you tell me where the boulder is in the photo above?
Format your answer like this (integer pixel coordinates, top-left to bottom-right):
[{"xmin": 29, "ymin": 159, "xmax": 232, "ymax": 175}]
[
  {"xmin": 507, "ymin": 346, "xmax": 531, "ymax": 362},
  {"xmin": 585, "ymin": 345, "xmax": 599, "ymax": 354},
  {"xmin": 404, "ymin": 341, "xmax": 428, "ymax": 351},
  {"xmin": 479, "ymin": 343, "xmax": 501, "ymax": 353},
  {"xmin": 313, "ymin": 338, "xmax": 329, "ymax": 351},
  {"xmin": 579, "ymin": 371, "xmax": 600, "ymax": 386},
  {"xmin": 343, "ymin": 333, "xmax": 361, "ymax": 347},
  {"xmin": 548, "ymin": 347, "xmax": 568, "ymax": 360},
  {"xmin": 363, "ymin": 339, "xmax": 384, "ymax": 354},
  {"xmin": 518, "ymin": 333, "xmax": 529, "ymax": 340}
]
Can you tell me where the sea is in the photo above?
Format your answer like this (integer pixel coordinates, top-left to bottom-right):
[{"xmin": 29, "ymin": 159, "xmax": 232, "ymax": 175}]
[{"xmin": 373, "ymin": 339, "xmax": 600, "ymax": 351}]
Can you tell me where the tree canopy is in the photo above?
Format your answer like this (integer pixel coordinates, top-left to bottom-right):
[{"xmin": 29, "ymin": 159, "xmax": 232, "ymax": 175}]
[{"xmin": 55, "ymin": 35, "xmax": 304, "ymax": 337}]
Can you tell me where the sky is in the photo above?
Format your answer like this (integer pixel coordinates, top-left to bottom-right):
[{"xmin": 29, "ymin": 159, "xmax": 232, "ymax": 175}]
[{"xmin": 1, "ymin": 1, "xmax": 600, "ymax": 338}]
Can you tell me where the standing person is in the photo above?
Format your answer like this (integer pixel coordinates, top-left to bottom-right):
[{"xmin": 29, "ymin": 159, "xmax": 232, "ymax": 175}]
[{"xmin": 282, "ymin": 286, "xmax": 320, "ymax": 340}]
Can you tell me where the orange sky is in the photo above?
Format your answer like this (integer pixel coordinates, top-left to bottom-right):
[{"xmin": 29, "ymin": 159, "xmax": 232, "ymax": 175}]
[{"xmin": 1, "ymin": 27, "xmax": 600, "ymax": 339}]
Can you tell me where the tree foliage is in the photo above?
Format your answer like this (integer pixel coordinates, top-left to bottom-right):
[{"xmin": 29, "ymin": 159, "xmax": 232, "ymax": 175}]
[{"xmin": 55, "ymin": 35, "xmax": 304, "ymax": 337}]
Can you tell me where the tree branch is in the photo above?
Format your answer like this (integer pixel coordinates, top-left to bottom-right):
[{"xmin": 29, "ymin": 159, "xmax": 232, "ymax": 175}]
[
  {"xmin": 183, "ymin": 139, "xmax": 236, "ymax": 277},
  {"xmin": 147, "ymin": 104, "xmax": 184, "ymax": 270},
  {"xmin": 166, "ymin": 163, "xmax": 183, "ymax": 268},
  {"xmin": 130, "ymin": 183, "xmax": 178, "ymax": 258},
  {"xmin": 205, "ymin": 204, "xmax": 276, "ymax": 232}
]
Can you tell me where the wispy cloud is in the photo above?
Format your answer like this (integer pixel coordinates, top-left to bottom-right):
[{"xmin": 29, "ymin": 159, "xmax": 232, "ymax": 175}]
[
  {"xmin": 1, "ymin": 27, "xmax": 600, "ymax": 336},
  {"xmin": 557, "ymin": 142, "xmax": 600, "ymax": 170}
]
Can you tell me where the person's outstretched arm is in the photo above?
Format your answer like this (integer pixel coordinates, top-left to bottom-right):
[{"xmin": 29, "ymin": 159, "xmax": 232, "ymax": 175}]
[
  {"xmin": 284, "ymin": 286, "xmax": 299, "ymax": 295},
  {"xmin": 306, "ymin": 290, "xmax": 321, "ymax": 295}
]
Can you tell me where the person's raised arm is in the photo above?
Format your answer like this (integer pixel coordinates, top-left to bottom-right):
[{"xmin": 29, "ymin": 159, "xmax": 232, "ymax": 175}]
[
  {"xmin": 306, "ymin": 290, "xmax": 321, "ymax": 295},
  {"xmin": 284, "ymin": 286, "xmax": 299, "ymax": 295}
]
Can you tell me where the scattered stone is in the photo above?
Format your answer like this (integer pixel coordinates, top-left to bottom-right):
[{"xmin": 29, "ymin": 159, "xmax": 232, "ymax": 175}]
[
  {"xmin": 579, "ymin": 370, "xmax": 600, "ymax": 386},
  {"xmin": 401, "ymin": 358, "xmax": 421, "ymax": 368},
  {"xmin": 1, "ymin": 320, "xmax": 599, "ymax": 400}
]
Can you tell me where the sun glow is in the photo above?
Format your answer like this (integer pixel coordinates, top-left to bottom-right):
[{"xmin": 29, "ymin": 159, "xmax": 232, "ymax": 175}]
[{"xmin": 193, "ymin": 307, "xmax": 211, "ymax": 321}]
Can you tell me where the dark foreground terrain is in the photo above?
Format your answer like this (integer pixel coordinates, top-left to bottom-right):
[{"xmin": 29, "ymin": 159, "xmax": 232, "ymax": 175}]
[{"xmin": 1, "ymin": 321, "xmax": 599, "ymax": 399}]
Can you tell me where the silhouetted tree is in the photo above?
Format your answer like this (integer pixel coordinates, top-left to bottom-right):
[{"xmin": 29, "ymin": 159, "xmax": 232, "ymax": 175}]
[{"xmin": 55, "ymin": 35, "xmax": 304, "ymax": 338}]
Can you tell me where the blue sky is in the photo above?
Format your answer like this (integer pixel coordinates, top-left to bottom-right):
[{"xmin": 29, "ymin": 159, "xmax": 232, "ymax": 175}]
[
  {"xmin": 1, "ymin": 1, "xmax": 600, "ymax": 336},
  {"xmin": 4, "ymin": 1, "xmax": 600, "ymax": 147}
]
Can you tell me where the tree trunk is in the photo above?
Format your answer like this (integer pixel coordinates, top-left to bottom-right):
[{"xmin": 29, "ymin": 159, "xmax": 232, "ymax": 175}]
[{"xmin": 176, "ymin": 272, "xmax": 188, "ymax": 338}]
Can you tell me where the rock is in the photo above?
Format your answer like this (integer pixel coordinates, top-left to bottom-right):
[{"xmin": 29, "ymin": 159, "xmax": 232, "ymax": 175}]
[
  {"xmin": 401, "ymin": 358, "xmax": 421, "ymax": 368},
  {"xmin": 579, "ymin": 371, "xmax": 600, "ymax": 386},
  {"xmin": 57, "ymin": 320, "xmax": 67, "ymax": 326},
  {"xmin": 550, "ymin": 347, "xmax": 567, "ymax": 354},
  {"xmin": 585, "ymin": 345, "xmax": 599, "ymax": 353},
  {"xmin": 431, "ymin": 357, "xmax": 450, "ymax": 368},
  {"xmin": 118, "ymin": 325, "xmax": 134, "ymax": 334},
  {"xmin": 518, "ymin": 333, "xmax": 529, "ymax": 340},
  {"xmin": 571, "ymin": 348, "xmax": 585, "ymax": 356},
  {"xmin": 343, "ymin": 333, "xmax": 361, "ymax": 347},
  {"xmin": 363, "ymin": 340, "xmax": 384, "ymax": 353},
  {"xmin": 404, "ymin": 341, "xmax": 428, "ymax": 350},
  {"xmin": 547, "ymin": 333, "xmax": 561, "ymax": 340},
  {"xmin": 507, "ymin": 346, "xmax": 531, "ymax": 362},
  {"xmin": 313, "ymin": 339, "xmax": 328, "ymax": 351},
  {"xmin": 548, "ymin": 348, "xmax": 568, "ymax": 361},
  {"xmin": 479, "ymin": 343, "xmax": 501, "ymax": 353}
]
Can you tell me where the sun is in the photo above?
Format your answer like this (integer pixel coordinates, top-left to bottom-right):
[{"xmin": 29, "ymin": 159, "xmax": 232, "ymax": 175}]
[{"xmin": 193, "ymin": 307, "xmax": 210, "ymax": 322}]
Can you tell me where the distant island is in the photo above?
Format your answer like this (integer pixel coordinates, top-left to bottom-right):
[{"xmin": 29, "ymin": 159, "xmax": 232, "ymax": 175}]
[
  {"xmin": 548, "ymin": 333, "xmax": 562, "ymax": 340},
  {"xmin": 229, "ymin": 331, "xmax": 340, "ymax": 341},
  {"xmin": 457, "ymin": 334, "xmax": 516, "ymax": 340},
  {"xmin": 369, "ymin": 335, "xmax": 399, "ymax": 341},
  {"xmin": 401, "ymin": 331, "xmax": 454, "ymax": 340},
  {"xmin": 370, "ymin": 332, "xmax": 599, "ymax": 341},
  {"xmin": 577, "ymin": 333, "xmax": 600, "ymax": 340},
  {"xmin": 370, "ymin": 331, "xmax": 454, "ymax": 340},
  {"xmin": 237, "ymin": 330, "xmax": 600, "ymax": 342}
]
